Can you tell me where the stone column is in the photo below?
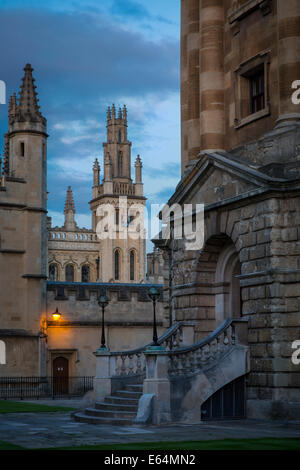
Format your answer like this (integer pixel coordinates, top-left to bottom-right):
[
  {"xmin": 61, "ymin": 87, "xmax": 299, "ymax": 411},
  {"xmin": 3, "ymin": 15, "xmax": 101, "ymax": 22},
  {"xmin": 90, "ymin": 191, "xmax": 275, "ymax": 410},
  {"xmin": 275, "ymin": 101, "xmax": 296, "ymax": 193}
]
[
  {"xmin": 276, "ymin": 0, "xmax": 300, "ymax": 127},
  {"xmin": 181, "ymin": 0, "xmax": 201, "ymax": 173},
  {"xmin": 199, "ymin": 0, "xmax": 225, "ymax": 153},
  {"xmin": 143, "ymin": 347, "xmax": 171, "ymax": 424}
]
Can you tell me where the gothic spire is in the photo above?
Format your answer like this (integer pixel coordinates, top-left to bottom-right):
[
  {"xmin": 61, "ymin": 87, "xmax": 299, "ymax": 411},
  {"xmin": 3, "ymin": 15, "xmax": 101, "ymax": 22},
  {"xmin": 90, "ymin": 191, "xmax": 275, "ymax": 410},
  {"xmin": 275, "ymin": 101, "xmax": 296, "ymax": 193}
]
[
  {"xmin": 16, "ymin": 64, "xmax": 46, "ymax": 124},
  {"xmin": 64, "ymin": 186, "xmax": 75, "ymax": 213}
]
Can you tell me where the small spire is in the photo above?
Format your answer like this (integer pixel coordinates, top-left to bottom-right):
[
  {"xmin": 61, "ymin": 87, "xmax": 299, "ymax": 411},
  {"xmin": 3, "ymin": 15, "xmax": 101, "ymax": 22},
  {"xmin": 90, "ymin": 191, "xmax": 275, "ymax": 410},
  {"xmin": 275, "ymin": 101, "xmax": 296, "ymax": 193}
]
[
  {"xmin": 107, "ymin": 106, "xmax": 111, "ymax": 121},
  {"xmin": 93, "ymin": 158, "xmax": 100, "ymax": 186},
  {"xmin": 118, "ymin": 107, "xmax": 122, "ymax": 119},
  {"xmin": 18, "ymin": 64, "xmax": 42, "ymax": 120},
  {"xmin": 111, "ymin": 104, "xmax": 116, "ymax": 119},
  {"xmin": 135, "ymin": 154, "xmax": 142, "ymax": 166},
  {"xmin": 93, "ymin": 158, "xmax": 100, "ymax": 169},
  {"xmin": 123, "ymin": 105, "xmax": 127, "ymax": 123},
  {"xmin": 64, "ymin": 186, "xmax": 75, "ymax": 213}
]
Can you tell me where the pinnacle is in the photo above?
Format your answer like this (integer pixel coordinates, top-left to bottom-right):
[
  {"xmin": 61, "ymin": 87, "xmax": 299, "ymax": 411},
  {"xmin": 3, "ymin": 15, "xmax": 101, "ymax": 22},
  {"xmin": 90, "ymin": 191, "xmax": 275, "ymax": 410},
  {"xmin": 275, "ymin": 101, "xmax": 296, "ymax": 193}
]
[
  {"xmin": 13, "ymin": 63, "xmax": 46, "ymax": 125},
  {"xmin": 64, "ymin": 186, "xmax": 75, "ymax": 213}
]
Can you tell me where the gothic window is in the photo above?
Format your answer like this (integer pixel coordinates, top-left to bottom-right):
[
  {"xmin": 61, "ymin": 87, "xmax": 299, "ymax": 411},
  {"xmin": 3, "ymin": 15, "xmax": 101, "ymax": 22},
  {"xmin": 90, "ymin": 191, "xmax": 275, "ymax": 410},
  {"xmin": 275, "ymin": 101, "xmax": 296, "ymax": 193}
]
[
  {"xmin": 118, "ymin": 130, "xmax": 122, "ymax": 143},
  {"xmin": 20, "ymin": 142, "xmax": 25, "ymax": 157},
  {"xmin": 65, "ymin": 264, "xmax": 74, "ymax": 282},
  {"xmin": 118, "ymin": 152, "xmax": 123, "ymax": 177},
  {"xmin": 115, "ymin": 250, "xmax": 120, "ymax": 280},
  {"xmin": 81, "ymin": 264, "xmax": 90, "ymax": 283},
  {"xmin": 49, "ymin": 263, "xmax": 58, "ymax": 281},
  {"xmin": 130, "ymin": 250, "xmax": 135, "ymax": 281}
]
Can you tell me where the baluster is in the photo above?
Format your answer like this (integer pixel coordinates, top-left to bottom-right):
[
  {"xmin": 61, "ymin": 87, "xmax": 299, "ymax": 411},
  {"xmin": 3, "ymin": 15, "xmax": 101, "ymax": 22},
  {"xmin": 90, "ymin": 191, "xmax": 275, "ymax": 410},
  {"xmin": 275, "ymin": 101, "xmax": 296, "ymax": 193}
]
[
  {"xmin": 128, "ymin": 354, "xmax": 134, "ymax": 375},
  {"xmin": 136, "ymin": 353, "xmax": 142, "ymax": 374},
  {"xmin": 223, "ymin": 329, "xmax": 229, "ymax": 345},
  {"xmin": 216, "ymin": 335, "xmax": 221, "ymax": 358},
  {"xmin": 231, "ymin": 323, "xmax": 236, "ymax": 345},
  {"xmin": 121, "ymin": 355, "xmax": 126, "ymax": 376},
  {"xmin": 196, "ymin": 348, "xmax": 202, "ymax": 368}
]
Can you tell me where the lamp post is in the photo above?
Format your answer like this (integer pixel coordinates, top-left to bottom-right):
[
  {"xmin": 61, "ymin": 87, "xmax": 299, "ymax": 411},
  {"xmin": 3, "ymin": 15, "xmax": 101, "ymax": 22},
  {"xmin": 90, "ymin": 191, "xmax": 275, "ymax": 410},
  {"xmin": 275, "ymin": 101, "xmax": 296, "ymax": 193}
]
[
  {"xmin": 98, "ymin": 295, "xmax": 109, "ymax": 349},
  {"xmin": 148, "ymin": 287, "xmax": 160, "ymax": 346}
]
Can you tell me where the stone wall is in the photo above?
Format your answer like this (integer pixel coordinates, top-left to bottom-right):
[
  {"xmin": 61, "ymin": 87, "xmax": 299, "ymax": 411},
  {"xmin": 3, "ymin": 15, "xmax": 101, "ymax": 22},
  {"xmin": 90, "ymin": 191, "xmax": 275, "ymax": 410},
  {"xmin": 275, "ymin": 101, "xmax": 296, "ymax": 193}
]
[{"xmin": 46, "ymin": 282, "xmax": 166, "ymax": 377}]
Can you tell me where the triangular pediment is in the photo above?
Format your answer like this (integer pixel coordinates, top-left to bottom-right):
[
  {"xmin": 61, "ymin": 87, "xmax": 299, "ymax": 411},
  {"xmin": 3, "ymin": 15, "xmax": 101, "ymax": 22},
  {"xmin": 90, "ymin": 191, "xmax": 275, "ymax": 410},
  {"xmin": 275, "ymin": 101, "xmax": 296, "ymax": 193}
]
[{"xmin": 169, "ymin": 152, "xmax": 285, "ymax": 207}]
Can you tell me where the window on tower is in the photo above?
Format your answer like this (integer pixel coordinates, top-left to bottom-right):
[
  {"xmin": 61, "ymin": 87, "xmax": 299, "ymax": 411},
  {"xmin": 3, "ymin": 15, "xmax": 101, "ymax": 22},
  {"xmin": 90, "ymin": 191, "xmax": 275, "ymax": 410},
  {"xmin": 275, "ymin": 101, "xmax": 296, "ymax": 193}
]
[
  {"xmin": 20, "ymin": 142, "xmax": 25, "ymax": 157},
  {"xmin": 49, "ymin": 263, "xmax": 58, "ymax": 281},
  {"xmin": 130, "ymin": 250, "xmax": 135, "ymax": 281},
  {"xmin": 81, "ymin": 264, "xmax": 90, "ymax": 282},
  {"xmin": 65, "ymin": 264, "xmax": 75, "ymax": 282},
  {"xmin": 118, "ymin": 130, "xmax": 122, "ymax": 142},
  {"xmin": 114, "ymin": 250, "xmax": 120, "ymax": 280}
]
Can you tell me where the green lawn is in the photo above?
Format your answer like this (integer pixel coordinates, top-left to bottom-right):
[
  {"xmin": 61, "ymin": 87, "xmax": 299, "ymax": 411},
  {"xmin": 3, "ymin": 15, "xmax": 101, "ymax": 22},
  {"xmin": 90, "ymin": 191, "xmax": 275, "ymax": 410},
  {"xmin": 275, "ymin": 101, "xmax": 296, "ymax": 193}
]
[
  {"xmin": 0, "ymin": 437, "xmax": 300, "ymax": 451},
  {"xmin": 40, "ymin": 438, "xmax": 300, "ymax": 451},
  {"xmin": 0, "ymin": 400, "xmax": 76, "ymax": 413}
]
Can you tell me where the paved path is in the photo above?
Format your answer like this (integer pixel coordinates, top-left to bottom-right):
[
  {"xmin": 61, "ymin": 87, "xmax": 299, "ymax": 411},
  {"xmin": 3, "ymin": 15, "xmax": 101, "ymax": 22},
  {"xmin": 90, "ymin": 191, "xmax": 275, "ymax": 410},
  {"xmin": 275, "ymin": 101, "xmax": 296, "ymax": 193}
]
[{"xmin": 0, "ymin": 410, "xmax": 300, "ymax": 449}]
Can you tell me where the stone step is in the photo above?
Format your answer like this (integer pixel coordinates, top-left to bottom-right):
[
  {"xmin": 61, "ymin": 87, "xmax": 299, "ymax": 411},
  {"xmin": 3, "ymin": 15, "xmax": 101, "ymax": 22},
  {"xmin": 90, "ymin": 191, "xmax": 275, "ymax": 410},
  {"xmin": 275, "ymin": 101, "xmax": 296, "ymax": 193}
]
[
  {"xmin": 104, "ymin": 395, "xmax": 140, "ymax": 406},
  {"xmin": 84, "ymin": 407, "xmax": 137, "ymax": 419},
  {"xmin": 73, "ymin": 411, "xmax": 134, "ymax": 426},
  {"xmin": 95, "ymin": 401, "xmax": 138, "ymax": 412},
  {"xmin": 114, "ymin": 390, "xmax": 142, "ymax": 399},
  {"xmin": 124, "ymin": 384, "xmax": 143, "ymax": 392}
]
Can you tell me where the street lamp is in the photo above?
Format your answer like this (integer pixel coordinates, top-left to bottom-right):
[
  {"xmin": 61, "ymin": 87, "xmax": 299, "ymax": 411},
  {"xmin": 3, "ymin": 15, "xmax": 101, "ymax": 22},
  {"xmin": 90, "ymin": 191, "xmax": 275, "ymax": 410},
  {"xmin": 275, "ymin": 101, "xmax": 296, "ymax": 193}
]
[
  {"xmin": 98, "ymin": 294, "xmax": 109, "ymax": 349},
  {"xmin": 148, "ymin": 287, "xmax": 160, "ymax": 346},
  {"xmin": 51, "ymin": 308, "xmax": 62, "ymax": 322}
]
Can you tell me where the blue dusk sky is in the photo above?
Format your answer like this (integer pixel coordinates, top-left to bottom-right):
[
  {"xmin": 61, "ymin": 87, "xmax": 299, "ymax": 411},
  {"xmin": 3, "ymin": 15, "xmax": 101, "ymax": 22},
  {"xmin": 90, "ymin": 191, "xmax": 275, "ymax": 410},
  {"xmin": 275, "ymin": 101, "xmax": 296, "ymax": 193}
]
[{"xmin": 0, "ymin": 0, "xmax": 181, "ymax": 252}]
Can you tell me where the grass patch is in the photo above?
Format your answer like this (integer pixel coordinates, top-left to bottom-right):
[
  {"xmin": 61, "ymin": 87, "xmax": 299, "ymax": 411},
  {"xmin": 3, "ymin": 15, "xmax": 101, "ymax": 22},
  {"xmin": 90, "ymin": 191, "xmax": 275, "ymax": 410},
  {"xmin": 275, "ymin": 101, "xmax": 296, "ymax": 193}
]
[
  {"xmin": 43, "ymin": 438, "xmax": 300, "ymax": 451},
  {"xmin": 0, "ymin": 400, "xmax": 76, "ymax": 413},
  {"xmin": 0, "ymin": 440, "xmax": 25, "ymax": 450}
]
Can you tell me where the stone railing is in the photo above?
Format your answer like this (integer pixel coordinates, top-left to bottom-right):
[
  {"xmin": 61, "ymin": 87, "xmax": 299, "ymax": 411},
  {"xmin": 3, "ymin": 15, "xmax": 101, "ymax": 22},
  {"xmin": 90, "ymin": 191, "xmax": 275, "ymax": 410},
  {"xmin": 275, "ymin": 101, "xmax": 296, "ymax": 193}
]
[
  {"xmin": 168, "ymin": 318, "xmax": 247, "ymax": 376},
  {"xmin": 108, "ymin": 321, "xmax": 185, "ymax": 377}
]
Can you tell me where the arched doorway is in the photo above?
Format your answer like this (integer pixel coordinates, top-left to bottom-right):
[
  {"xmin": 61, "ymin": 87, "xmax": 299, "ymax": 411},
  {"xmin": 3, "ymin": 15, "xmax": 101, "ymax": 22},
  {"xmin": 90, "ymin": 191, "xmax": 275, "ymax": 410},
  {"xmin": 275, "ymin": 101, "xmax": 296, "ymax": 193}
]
[
  {"xmin": 53, "ymin": 357, "xmax": 69, "ymax": 395},
  {"xmin": 192, "ymin": 235, "xmax": 242, "ymax": 339}
]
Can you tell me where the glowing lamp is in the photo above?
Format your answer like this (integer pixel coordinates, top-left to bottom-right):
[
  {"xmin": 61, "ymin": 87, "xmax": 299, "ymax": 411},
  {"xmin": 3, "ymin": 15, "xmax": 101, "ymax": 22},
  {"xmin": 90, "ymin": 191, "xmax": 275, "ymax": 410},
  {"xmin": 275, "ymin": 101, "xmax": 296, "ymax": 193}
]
[{"xmin": 52, "ymin": 308, "xmax": 62, "ymax": 321}]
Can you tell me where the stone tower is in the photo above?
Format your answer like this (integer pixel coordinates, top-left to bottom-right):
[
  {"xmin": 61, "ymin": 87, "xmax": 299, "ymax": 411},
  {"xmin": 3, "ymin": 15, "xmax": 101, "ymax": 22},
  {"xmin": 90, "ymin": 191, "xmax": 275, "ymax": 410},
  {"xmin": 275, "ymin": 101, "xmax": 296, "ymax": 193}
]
[
  {"xmin": 0, "ymin": 64, "xmax": 48, "ymax": 375},
  {"xmin": 90, "ymin": 105, "xmax": 146, "ymax": 282}
]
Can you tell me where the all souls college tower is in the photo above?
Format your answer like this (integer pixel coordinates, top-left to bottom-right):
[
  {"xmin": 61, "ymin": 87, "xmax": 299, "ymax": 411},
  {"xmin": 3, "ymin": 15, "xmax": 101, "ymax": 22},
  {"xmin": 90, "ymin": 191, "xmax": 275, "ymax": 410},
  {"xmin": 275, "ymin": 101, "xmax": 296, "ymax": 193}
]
[{"xmin": 48, "ymin": 104, "xmax": 146, "ymax": 284}]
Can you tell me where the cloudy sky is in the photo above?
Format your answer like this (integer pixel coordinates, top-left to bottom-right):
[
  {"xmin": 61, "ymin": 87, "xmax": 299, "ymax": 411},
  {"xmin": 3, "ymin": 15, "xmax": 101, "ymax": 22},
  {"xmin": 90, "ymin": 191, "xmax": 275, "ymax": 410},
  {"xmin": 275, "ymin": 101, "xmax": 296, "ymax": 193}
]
[{"xmin": 0, "ymin": 0, "xmax": 181, "ymax": 252}]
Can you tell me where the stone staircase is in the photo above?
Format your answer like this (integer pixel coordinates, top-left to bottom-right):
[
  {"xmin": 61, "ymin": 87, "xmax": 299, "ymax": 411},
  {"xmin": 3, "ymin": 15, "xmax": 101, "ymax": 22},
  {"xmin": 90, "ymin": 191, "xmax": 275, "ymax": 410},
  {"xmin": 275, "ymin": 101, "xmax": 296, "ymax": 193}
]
[{"xmin": 73, "ymin": 383, "xmax": 143, "ymax": 425}]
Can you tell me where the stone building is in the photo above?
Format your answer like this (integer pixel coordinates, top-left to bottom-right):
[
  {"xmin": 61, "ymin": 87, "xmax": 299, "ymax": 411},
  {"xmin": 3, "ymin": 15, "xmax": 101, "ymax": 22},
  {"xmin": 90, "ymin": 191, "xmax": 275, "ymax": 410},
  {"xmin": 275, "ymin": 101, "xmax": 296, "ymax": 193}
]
[
  {"xmin": 0, "ymin": 64, "xmax": 165, "ymax": 379},
  {"xmin": 48, "ymin": 104, "xmax": 147, "ymax": 284},
  {"xmin": 152, "ymin": 0, "xmax": 300, "ymax": 420}
]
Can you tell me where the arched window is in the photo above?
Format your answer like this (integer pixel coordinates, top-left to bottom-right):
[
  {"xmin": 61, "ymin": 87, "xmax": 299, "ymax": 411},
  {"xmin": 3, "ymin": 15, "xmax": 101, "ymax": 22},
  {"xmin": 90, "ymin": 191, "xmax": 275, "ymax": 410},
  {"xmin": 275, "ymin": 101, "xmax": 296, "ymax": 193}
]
[
  {"xmin": 118, "ymin": 130, "xmax": 122, "ymax": 143},
  {"xmin": 65, "ymin": 264, "xmax": 74, "ymax": 282},
  {"xmin": 49, "ymin": 263, "xmax": 58, "ymax": 281},
  {"xmin": 114, "ymin": 250, "xmax": 120, "ymax": 280},
  {"xmin": 118, "ymin": 152, "xmax": 123, "ymax": 177},
  {"xmin": 130, "ymin": 250, "xmax": 135, "ymax": 281},
  {"xmin": 81, "ymin": 265, "xmax": 90, "ymax": 282},
  {"xmin": 0, "ymin": 340, "xmax": 6, "ymax": 365}
]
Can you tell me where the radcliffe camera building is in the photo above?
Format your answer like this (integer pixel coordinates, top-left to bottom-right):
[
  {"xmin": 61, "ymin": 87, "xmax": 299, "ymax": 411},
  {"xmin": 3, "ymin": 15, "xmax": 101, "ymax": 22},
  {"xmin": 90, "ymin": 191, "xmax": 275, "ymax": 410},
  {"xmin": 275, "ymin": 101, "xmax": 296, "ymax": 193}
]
[{"xmin": 0, "ymin": 0, "xmax": 300, "ymax": 423}]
